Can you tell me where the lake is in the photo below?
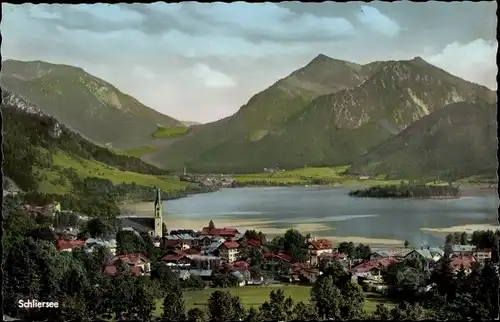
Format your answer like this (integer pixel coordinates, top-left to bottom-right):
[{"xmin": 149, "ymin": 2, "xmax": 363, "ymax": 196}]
[{"xmin": 163, "ymin": 186, "xmax": 499, "ymax": 246}]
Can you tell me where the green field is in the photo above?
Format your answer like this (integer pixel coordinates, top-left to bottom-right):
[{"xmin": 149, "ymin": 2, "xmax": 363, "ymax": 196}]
[
  {"xmin": 153, "ymin": 285, "xmax": 396, "ymax": 316},
  {"xmin": 234, "ymin": 166, "xmax": 403, "ymax": 186},
  {"xmin": 118, "ymin": 145, "xmax": 159, "ymax": 158},
  {"xmin": 152, "ymin": 125, "xmax": 191, "ymax": 139},
  {"xmin": 37, "ymin": 150, "xmax": 191, "ymax": 194}
]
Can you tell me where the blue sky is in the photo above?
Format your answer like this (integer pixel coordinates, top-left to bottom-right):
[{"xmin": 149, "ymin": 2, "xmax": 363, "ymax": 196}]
[{"xmin": 2, "ymin": 2, "xmax": 497, "ymax": 123}]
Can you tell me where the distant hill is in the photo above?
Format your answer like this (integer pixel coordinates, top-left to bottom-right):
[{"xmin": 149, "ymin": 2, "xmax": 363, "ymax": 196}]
[
  {"xmin": 347, "ymin": 101, "xmax": 498, "ymax": 180},
  {"xmin": 2, "ymin": 90, "xmax": 191, "ymax": 195},
  {"xmin": 0, "ymin": 60, "xmax": 182, "ymax": 149},
  {"xmin": 150, "ymin": 55, "xmax": 496, "ymax": 173}
]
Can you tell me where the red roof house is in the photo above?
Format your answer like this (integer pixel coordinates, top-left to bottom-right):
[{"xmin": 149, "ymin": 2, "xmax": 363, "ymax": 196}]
[
  {"xmin": 55, "ymin": 239, "xmax": 85, "ymax": 252},
  {"xmin": 309, "ymin": 239, "xmax": 333, "ymax": 250},
  {"xmin": 202, "ymin": 227, "xmax": 240, "ymax": 237},
  {"xmin": 351, "ymin": 257, "xmax": 396, "ymax": 274},
  {"xmin": 247, "ymin": 239, "xmax": 262, "ymax": 249},
  {"xmin": 104, "ymin": 253, "xmax": 151, "ymax": 276}
]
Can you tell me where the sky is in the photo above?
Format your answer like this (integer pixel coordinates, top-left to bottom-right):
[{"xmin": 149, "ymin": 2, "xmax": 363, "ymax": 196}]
[{"xmin": 2, "ymin": 2, "xmax": 497, "ymax": 123}]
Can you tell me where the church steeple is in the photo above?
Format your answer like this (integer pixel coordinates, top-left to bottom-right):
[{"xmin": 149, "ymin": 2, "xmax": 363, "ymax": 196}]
[{"xmin": 154, "ymin": 186, "xmax": 163, "ymax": 237}]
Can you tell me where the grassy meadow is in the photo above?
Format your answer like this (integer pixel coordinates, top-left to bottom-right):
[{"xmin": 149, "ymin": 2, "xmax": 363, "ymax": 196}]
[
  {"xmin": 36, "ymin": 149, "xmax": 191, "ymax": 195},
  {"xmin": 152, "ymin": 125, "xmax": 191, "ymax": 139},
  {"xmin": 153, "ymin": 285, "xmax": 397, "ymax": 317}
]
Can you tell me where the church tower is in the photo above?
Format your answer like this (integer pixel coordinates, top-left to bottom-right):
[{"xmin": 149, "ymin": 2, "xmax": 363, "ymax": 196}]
[{"xmin": 154, "ymin": 186, "xmax": 163, "ymax": 237}]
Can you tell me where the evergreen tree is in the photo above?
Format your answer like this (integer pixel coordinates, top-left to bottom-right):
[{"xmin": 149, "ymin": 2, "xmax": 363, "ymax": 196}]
[{"xmin": 161, "ymin": 286, "xmax": 186, "ymax": 321}]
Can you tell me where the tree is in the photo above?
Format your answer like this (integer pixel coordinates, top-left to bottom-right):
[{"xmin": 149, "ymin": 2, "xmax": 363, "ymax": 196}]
[
  {"xmin": 151, "ymin": 262, "xmax": 180, "ymax": 293},
  {"xmin": 355, "ymin": 244, "xmax": 371, "ymax": 261},
  {"xmin": 339, "ymin": 281, "xmax": 366, "ymax": 319},
  {"xmin": 390, "ymin": 302, "xmax": 427, "ymax": 320},
  {"xmin": 283, "ymin": 229, "xmax": 308, "ymax": 260},
  {"xmin": 128, "ymin": 278, "xmax": 155, "ymax": 321},
  {"xmin": 245, "ymin": 307, "xmax": 260, "ymax": 322},
  {"xmin": 3, "ymin": 237, "xmax": 42, "ymax": 319},
  {"xmin": 187, "ymin": 308, "xmax": 205, "ymax": 322},
  {"xmin": 259, "ymin": 289, "xmax": 294, "ymax": 321},
  {"xmin": 82, "ymin": 217, "xmax": 117, "ymax": 239},
  {"xmin": 208, "ymin": 220, "xmax": 215, "ymax": 229},
  {"xmin": 310, "ymin": 275, "xmax": 343, "ymax": 320},
  {"xmin": 460, "ymin": 232, "xmax": 469, "ymax": 245},
  {"xmin": 116, "ymin": 230, "xmax": 146, "ymax": 254},
  {"xmin": 207, "ymin": 291, "xmax": 246, "ymax": 322},
  {"xmin": 404, "ymin": 240, "xmax": 411, "ymax": 248},
  {"xmin": 371, "ymin": 304, "xmax": 391, "ymax": 320},
  {"xmin": 161, "ymin": 286, "xmax": 186, "ymax": 321},
  {"xmin": 292, "ymin": 301, "xmax": 319, "ymax": 321},
  {"xmin": 338, "ymin": 241, "xmax": 356, "ymax": 259},
  {"xmin": 445, "ymin": 233, "xmax": 454, "ymax": 245},
  {"xmin": 320, "ymin": 260, "xmax": 350, "ymax": 288}
]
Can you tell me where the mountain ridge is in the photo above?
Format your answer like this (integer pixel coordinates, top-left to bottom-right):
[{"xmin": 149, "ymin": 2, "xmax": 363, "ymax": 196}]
[
  {"xmin": 151, "ymin": 54, "xmax": 495, "ymax": 173},
  {"xmin": 1, "ymin": 59, "xmax": 183, "ymax": 149}
]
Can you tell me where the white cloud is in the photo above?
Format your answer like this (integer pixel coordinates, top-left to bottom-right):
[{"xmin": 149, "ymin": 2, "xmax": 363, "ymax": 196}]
[
  {"xmin": 424, "ymin": 39, "xmax": 498, "ymax": 90},
  {"xmin": 357, "ymin": 5, "xmax": 400, "ymax": 37},
  {"xmin": 189, "ymin": 64, "xmax": 237, "ymax": 89}
]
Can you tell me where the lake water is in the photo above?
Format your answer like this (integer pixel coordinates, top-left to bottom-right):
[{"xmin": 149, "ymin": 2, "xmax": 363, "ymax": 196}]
[{"xmin": 164, "ymin": 187, "xmax": 499, "ymax": 246}]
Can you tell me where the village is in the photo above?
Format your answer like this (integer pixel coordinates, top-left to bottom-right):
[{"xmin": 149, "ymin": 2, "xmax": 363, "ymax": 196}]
[
  {"xmin": 44, "ymin": 198, "xmax": 491, "ymax": 297},
  {"xmin": 9, "ymin": 193, "xmax": 497, "ymax": 321}
]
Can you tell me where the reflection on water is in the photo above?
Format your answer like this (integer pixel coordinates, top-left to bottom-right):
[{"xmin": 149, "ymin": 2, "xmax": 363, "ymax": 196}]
[{"xmin": 164, "ymin": 187, "xmax": 499, "ymax": 246}]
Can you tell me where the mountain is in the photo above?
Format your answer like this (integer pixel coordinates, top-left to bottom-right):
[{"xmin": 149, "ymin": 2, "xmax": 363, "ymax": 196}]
[
  {"xmin": 0, "ymin": 59, "xmax": 182, "ymax": 149},
  {"xmin": 2, "ymin": 90, "xmax": 191, "ymax": 196},
  {"xmin": 148, "ymin": 54, "xmax": 387, "ymax": 171},
  {"xmin": 150, "ymin": 55, "xmax": 496, "ymax": 173},
  {"xmin": 347, "ymin": 101, "xmax": 498, "ymax": 180}
]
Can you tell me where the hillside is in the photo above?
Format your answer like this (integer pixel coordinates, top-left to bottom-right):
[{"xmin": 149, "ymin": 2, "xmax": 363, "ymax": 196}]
[
  {"xmin": 0, "ymin": 59, "xmax": 182, "ymax": 149},
  {"xmin": 2, "ymin": 90, "xmax": 192, "ymax": 196},
  {"xmin": 347, "ymin": 101, "xmax": 498, "ymax": 180},
  {"xmin": 151, "ymin": 56, "xmax": 495, "ymax": 173},
  {"xmin": 148, "ymin": 54, "xmax": 386, "ymax": 171}
]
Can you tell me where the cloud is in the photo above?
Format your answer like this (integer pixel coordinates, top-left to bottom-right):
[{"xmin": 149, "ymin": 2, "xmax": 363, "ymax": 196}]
[
  {"xmin": 423, "ymin": 39, "xmax": 498, "ymax": 90},
  {"xmin": 356, "ymin": 5, "xmax": 400, "ymax": 36},
  {"xmin": 189, "ymin": 64, "xmax": 237, "ymax": 89}
]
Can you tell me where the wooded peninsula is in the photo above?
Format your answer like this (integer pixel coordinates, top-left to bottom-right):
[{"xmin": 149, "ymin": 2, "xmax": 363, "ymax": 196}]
[{"xmin": 348, "ymin": 184, "xmax": 461, "ymax": 199}]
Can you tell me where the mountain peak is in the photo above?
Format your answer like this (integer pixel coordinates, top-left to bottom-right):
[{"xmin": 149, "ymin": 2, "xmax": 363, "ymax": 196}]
[
  {"xmin": 311, "ymin": 53, "xmax": 334, "ymax": 62},
  {"xmin": 409, "ymin": 56, "xmax": 430, "ymax": 66}
]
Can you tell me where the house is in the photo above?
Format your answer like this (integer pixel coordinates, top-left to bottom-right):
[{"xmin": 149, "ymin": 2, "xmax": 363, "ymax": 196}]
[
  {"xmin": 204, "ymin": 238, "xmax": 226, "ymax": 254},
  {"xmin": 160, "ymin": 250, "xmax": 192, "ymax": 268},
  {"xmin": 55, "ymin": 238, "xmax": 85, "ymax": 252},
  {"xmin": 188, "ymin": 254, "xmax": 221, "ymax": 270},
  {"xmin": 473, "ymin": 249, "xmax": 492, "ymax": 263},
  {"xmin": 405, "ymin": 249, "xmax": 441, "ymax": 263},
  {"xmin": 452, "ymin": 245, "xmax": 476, "ymax": 255},
  {"xmin": 219, "ymin": 241, "xmax": 240, "ymax": 263},
  {"xmin": 104, "ymin": 253, "xmax": 151, "ymax": 276},
  {"xmin": 189, "ymin": 269, "xmax": 214, "ymax": 281},
  {"xmin": 308, "ymin": 239, "xmax": 333, "ymax": 266},
  {"xmin": 84, "ymin": 238, "xmax": 117, "ymax": 255},
  {"xmin": 351, "ymin": 257, "xmax": 396, "ymax": 276},
  {"xmin": 291, "ymin": 263, "xmax": 322, "ymax": 284},
  {"xmin": 246, "ymin": 239, "xmax": 263, "ymax": 250},
  {"xmin": 201, "ymin": 227, "xmax": 240, "ymax": 240},
  {"xmin": 120, "ymin": 216, "xmax": 158, "ymax": 236},
  {"xmin": 231, "ymin": 271, "xmax": 247, "ymax": 287},
  {"xmin": 370, "ymin": 250, "xmax": 393, "ymax": 260},
  {"xmin": 318, "ymin": 251, "xmax": 347, "ymax": 267},
  {"xmin": 177, "ymin": 270, "xmax": 191, "ymax": 281},
  {"xmin": 445, "ymin": 255, "xmax": 477, "ymax": 275}
]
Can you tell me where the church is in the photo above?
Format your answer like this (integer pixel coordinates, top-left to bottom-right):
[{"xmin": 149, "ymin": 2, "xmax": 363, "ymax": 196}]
[{"xmin": 119, "ymin": 187, "xmax": 164, "ymax": 238}]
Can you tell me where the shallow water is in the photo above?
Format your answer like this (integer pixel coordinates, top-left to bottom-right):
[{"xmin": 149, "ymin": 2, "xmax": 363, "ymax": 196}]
[{"xmin": 163, "ymin": 186, "xmax": 499, "ymax": 246}]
